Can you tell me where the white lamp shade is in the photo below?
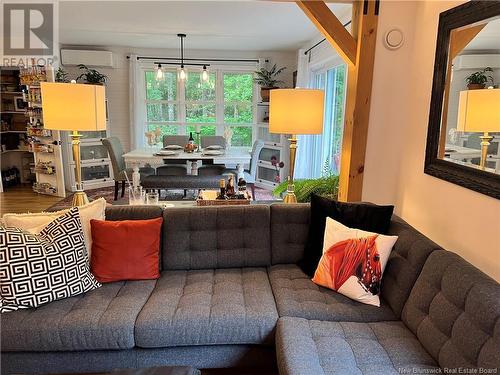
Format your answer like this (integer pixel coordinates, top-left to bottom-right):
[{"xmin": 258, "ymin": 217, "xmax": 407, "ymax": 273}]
[
  {"xmin": 269, "ymin": 89, "xmax": 324, "ymax": 135},
  {"xmin": 457, "ymin": 88, "xmax": 500, "ymax": 133},
  {"xmin": 41, "ymin": 82, "xmax": 106, "ymax": 131}
]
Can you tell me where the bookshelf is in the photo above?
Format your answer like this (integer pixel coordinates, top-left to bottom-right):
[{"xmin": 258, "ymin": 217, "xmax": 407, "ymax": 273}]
[{"xmin": 20, "ymin": 66, "xmax": 66, "ymax": 197}]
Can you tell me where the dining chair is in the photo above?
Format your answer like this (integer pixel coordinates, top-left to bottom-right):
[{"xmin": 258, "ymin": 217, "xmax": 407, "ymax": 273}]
[
  {"xmin": 200, "ymin": 136, "xmax": 226, "ymax": 149},
  {"xmin": 163, "ymin": 135, "xmax": 189, "ymax": 148},
  {"xmin": 156, "ymin": 135, "xmax": 189, "ymax": 175},
  {"xmin": 223, "ymin": 139, "xmax": 265, "ymax": 200},
  {"xmin": 102, "ymin": 137, "xmax": 154, "ymax": 200},
  {"xmin": 198, "ymin": 136, "xmax": 227, "ymax": 172}
]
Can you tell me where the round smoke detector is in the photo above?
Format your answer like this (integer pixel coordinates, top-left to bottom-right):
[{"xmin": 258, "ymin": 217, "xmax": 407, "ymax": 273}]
[{"xmin": 384, "ymin": 28, "xmax": 404, "ymax": 50}]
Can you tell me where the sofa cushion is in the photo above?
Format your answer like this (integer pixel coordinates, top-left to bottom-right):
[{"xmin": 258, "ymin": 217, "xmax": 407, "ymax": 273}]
[
  {"xmin": 135, "ymin": 268, "xmax": 278, "ymax": 347},
  {"xmin": 402, "ymin": 250, "xmax": 500, "ymax": 371},
  {"xmin": 162, "ymin": 206, "xmax": 271, "ymax": 270},
  {"xmin": 269, "ymin": 264, "xmax": 396, "ymax": 322},
  {"xmin": 381, "ymin": 216, "xmax": 442, "ymax": 318},
  {"xmin": 276, "ymin": 317, "xmax": 438, "ymax": 375},
  {"xmin": 0, "ymin": 280, "xmax": 156, "ymax": 351}
]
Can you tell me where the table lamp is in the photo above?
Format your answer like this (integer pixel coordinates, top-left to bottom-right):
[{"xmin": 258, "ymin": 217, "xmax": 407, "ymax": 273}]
[
  {"xmin": 41, "ymin": 82, "xmax": 106, "ymax": 206},
  {"xmin": 457, "ymin": 88, "xmax": 500, "ymax": 170},
  {"xmin": 269, "ymin": 88, "xmax": 324, "ymax": 203}
]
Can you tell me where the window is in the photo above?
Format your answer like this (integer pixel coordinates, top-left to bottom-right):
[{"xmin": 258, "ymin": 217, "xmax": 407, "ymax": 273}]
[
  {"xmin": 223, "ymin": 73, "xmax": 254, "ymax": 147},
  {"xmin": 145, "ymin": 71, "xmax": 179, "ymax": 137},
  {"xmin": 295, "ymin": 63, "xmax": 346, "ymax": 179},
  {"xmin": 185, "ymin": 71, "xmax": 216, "ymax": 136},
  {"xmin": 143, "ymin": 67, "xmax": 256, "ymax": 147},
  {"xmin": 322, "ymin": 65, "xmax": 346, "ymax": 176}
]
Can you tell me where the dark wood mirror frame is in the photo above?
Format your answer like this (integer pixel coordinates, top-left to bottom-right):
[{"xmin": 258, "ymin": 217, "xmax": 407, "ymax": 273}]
[{"xmin": 425, "ymin": 1, "xmax": 500, "ymax": 200}]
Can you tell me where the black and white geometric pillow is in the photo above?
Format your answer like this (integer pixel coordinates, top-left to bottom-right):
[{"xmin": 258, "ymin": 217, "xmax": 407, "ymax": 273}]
[{"xmin": 0, "ymin": 207, "xmax": 101, "ymax": 313}]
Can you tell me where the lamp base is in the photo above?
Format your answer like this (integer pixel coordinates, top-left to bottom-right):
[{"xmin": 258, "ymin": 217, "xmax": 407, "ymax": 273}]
[
  {"xmin": 479, "ymin": 132, "xmax": 493, "ymax": 170},
  {"xmin": 283, "ymin": 182, "xmax": 297, "ymax": 204},
  {"xmin": 72, "ymin": 190, "xmax": 89, "ymax": 207}
]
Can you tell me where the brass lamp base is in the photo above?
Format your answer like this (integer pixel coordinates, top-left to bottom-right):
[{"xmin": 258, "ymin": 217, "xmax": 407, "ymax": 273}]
[
  {"xmin": 72, "ymin": 190, "xmax": 89, "ymax": 207},
  {"xmin": 283, "ymin": 136, "xmax": 298, "ymax": 204},
  {"xmin": 71, "ymin": 130, "xmax": 88, "ymax": 207},
  {"xmin": 283, "ymin": 182, "xmax": 297, "ymax": 203},
  {"xmin": 479, "ymin": 132, "xmax": 493, "ymax": 170}
]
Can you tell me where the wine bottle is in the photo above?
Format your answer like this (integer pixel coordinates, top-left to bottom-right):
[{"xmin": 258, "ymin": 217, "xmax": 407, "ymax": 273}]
[
  {"xmin": 188, "ymin": 132, "xmax": 194, "ymax": 145},
  {"xmin": 226, "ymin": 175, "xmax": 235, "ymax": 197},
  {"xmin": 217, "ymin": 178, "xmax": 226, "ymax": 200}
]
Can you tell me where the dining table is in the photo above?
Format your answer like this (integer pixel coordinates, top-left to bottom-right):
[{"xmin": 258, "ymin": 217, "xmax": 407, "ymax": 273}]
[{"xmin": 122, "ymin": 147, "xmax": 252, "ymax": 187}]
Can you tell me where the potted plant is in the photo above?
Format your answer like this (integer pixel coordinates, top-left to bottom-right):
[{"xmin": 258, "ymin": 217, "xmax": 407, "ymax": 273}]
[
  {"xmin": 273, "ymin": 174, "xmax": 339, "ymax": 202},
  {"xmin": 254, "ymin": 64, "xmax": 286, "ymax": 102},
  {"xmin": 55, "ymin": 67, "xmax": 69, "ymax": 83},
  {"xmin": 465, "ymin": 67, "xmax": 493, "ymax": 90},
  {"xmin": 76, "ymin": 64, "xmax": 107, "ymax": 85}
]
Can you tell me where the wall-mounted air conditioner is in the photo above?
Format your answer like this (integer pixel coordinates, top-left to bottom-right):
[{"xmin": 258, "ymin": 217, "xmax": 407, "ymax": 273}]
[
  {"xmin": 454, "ymin": 54, "xmax": 500, "ymax": 70},
  {"xmin": 61, "ymin": 49, "xmax": 114, "ymax": 68}
]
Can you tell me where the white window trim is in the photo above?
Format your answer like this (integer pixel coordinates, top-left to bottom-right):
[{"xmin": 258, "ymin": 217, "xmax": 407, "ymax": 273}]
[{"xmin": 135, "ymin": 61, "xmax": 258, "ymax": 149}]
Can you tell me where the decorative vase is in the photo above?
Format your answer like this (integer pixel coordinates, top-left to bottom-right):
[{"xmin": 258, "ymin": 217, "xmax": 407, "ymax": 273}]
[{"xmin": 224, "ymin": 126, "xmax": 233, "ymax": 148}]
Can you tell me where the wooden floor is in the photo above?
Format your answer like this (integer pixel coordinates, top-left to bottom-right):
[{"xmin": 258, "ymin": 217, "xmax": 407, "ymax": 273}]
[{"xmin": 0, "ymin": 184, "xmax": 64, "ymax": 217}]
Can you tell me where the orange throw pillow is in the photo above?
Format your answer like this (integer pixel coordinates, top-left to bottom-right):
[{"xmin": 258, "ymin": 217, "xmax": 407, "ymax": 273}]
[{"xmin": 90, "ymin": 217, "xmax": 163, "ymax": 283}]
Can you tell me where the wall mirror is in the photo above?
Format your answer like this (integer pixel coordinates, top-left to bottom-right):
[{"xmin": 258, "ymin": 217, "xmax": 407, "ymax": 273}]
[{"xmin": 425, "ymin": 1, "xmax": 500, "ymax": 199}]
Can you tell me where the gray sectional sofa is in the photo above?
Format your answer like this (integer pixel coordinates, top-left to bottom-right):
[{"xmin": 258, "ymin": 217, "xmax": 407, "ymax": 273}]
[{"xmin": 1, "ymin": 204, "xmax": 499, "ymax": 374}]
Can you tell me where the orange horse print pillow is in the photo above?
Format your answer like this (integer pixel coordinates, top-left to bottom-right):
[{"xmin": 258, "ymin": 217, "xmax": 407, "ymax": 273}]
[{"xmin": 312, "ymin": 217, "xmax": 398, "ymax": 306}]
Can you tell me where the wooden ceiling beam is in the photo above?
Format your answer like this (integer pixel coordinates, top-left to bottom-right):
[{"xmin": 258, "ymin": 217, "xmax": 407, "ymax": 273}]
[{"xmin": 296, "ymin": 0, "xmax": 357, "ymax": 66}]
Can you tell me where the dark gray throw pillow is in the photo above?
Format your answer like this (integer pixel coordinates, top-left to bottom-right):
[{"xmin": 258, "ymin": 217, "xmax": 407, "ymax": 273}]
[
  {"xmin": 0, "ymin": 207, "xmax": 101, "ymax": 313},
  {"xmin": 299, "ymin": 194, "xmax": 394, "ymax": 276}
]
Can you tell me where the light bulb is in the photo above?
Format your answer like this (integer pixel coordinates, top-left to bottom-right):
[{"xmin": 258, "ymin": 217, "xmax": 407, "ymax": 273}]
[
  {"xmin": 156, "ymin": 64, "xmax": 163, "ymax": 80},
  {"xmin": 179, "ymin": 67, "xmax": 187, "ymax": 80},
  {"xmin": 201, "ymin": 66, "xmax": 209, "ymax": 82}
]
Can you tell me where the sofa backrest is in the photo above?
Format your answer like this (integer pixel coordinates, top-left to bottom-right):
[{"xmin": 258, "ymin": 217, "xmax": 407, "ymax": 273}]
[
  {"xmin": 382, "ymin": 216, "xmax": 442, "ymax": 317},
  {"xmin": 270, "ymin": 204, "xmax": 310, "ymax": 264},
  {"xmin": 105, "ymin": 205, "xmax": 163, "ymax": 221},
  {"xmin": 162, "ymin": 205, "xmax": 271, "ymax": 270},
  {"xmin": 269, "ymin": 204, "xmax": 441, "ymax": 318},
  {"xmin": 402, "ymin": 250, "xmax": 500, "ymax": 371}
]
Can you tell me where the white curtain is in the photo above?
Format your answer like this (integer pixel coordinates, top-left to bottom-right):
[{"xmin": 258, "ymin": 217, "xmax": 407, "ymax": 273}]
[
  {"xmin": 129, "ymin": 54, "xmax": 144, "ymax": 149},
  {"xmin": 294, "ymin": 49, "xmax": 320, "ymax": 179}
]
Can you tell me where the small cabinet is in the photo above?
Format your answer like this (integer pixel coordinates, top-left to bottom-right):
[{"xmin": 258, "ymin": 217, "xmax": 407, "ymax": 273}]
[
  {"xmin": 79, "ymin": 143, "xmax": 109, "ymax": 163},
  {"xmin": 62, "ymin": 124, "xmax": 113, "ymax": 192},
  {"xmin": 257, "ymin": 162, "xmax": 280, "ymax": 188},
  {"xmin": 80, "ymin": 163, "xmax": 111, "ymax": 181},
  {"xmin": 68, "ymin": 161, "xmax": 113, "ymax": 190}
]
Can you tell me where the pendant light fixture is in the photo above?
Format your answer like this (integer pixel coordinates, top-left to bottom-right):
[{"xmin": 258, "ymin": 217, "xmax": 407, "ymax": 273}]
[
  {"xmin": 178, "ymin": 33, "xmax": 187, "ymax": 81},
  {"xmin": 155, "ymin": 63, "xmax": 164, "ymax": 80},
  {"xmin": 154, "ymin": 34, "xmax": 210, "ymax": 82},
  {"xmin": 201, "ymin": 65, "xmax": 209, "ymax": 82}
]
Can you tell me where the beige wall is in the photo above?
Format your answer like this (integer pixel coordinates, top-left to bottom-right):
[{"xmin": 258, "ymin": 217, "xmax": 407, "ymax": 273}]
[{"xmin": 363, "ymin": 0, "xmax": 500, "ymax": 281}]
